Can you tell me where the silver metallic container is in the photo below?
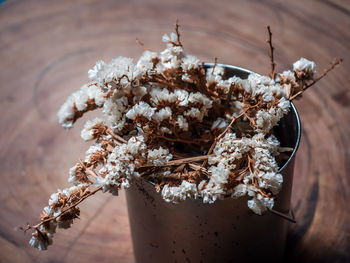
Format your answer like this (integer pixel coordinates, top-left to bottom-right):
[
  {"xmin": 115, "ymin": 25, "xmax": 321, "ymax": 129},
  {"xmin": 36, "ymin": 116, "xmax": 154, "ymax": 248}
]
[{"xmin": 126, "ymin": 64, "xmax": 301, "ymax": 263}]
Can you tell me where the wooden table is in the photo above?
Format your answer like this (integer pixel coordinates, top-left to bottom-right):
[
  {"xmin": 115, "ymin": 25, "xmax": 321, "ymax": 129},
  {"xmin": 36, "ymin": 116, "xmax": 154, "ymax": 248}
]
[{"xmin": 0, "ymin": 0, "xmax": 349, "ymax": 262}]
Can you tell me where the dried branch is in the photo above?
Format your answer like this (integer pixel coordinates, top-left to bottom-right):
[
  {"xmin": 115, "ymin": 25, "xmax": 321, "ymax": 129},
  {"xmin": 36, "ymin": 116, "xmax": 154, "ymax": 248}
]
[
  {"xmin": 166, "ymin": 154, "xmax": 214, "ymax": 165},
  {"xmin": 22, "ymin": 186, "xmax": 103, "ymax": 232},
  {"xmin": 266, "ymin": 25, "xmax": 276, "ymax": 79},
  {"xmin": 175, "ymin": 20, "xmax": 181, "ymax": 46},
  {"xmin": 140, "ymin": 154, "xmax": 214, "ymax": 169},
  {"xmin": 135, "ymin": 38, "xmax": 150, "ymax": 51},
  {"xmin": 211, "ymin": 57, "xmax": 218, "ymax": 74},
  {"xmin": 269, "ymin": 208, "xmax": 296, "ymax": 223},
  {"xmin": 188, "ymin": 163, "xmax": 210, "ymax": 176},
  {"xmin": 289, "ymin": 58, "xmax": 343, "ymax": 100},
  {"xmin": 278, "ymin": 147, "xmax": 294, "ymax": 152},
  {"xmin": 224, "ymin": 83, "xmax": 235, "ymax": 113},
  {"xmin": 79, "ymin": 159, "xmax": 99, "ymax": 178},
  {"xmin": 106, "ymin": 128, "xmax": 127, "ymax": 144},
  {"xmin": 152, "ymin": 134, "xmax": 205, "ymax": 145}
]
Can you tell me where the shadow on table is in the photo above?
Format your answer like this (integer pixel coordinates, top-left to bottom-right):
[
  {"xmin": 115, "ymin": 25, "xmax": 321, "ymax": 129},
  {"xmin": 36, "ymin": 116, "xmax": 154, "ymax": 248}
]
[{"xmin": 283, "ymin": 227, "xmax": 350, "ymax": 263}]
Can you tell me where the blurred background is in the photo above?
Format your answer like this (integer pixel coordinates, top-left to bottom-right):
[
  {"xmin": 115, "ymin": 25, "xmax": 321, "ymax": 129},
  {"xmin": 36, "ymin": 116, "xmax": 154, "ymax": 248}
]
[{"xmin": 0, "ymin": 0, "xmax": 349, "ymax": 262}]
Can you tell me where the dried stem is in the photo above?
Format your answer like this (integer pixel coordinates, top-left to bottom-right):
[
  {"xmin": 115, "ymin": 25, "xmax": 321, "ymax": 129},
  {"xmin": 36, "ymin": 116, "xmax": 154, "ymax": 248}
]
[
  {"xmin": 174, "ymin": 19, "xmax": 182, "ymax": 47},
  {"xmin": 166, "ymin": 154, "xmax": 214, "ymax": 165},
  {"xmin": 106, "ymin": 128, "xmax": 127, "ymax": 144},
  {"xmin": 23, "ymin": 186, "xmax": 103, "ymax": 232},
  {"xmin": 78, "ymin": 159, "xmax": 98, "ymax": 178},
  {"xmin": 140, "ymin": 154, "xmax": 214, "ymax": 168},
  {"xmin": 278, "ymin": 147, "xmax": 294, "ymax": 152},
  {"xmin": 86, "ymin": 168, "xmax": 99, "ymax": 178},
  {"xmin": 269, "ymin": 208, "xmax": 296, "ymax": 223},
  {"xmin": 247, "ymin": 154, "xmax": 254, "ymax": 176},
  {"xmin": 153, "ymin": 134, "xmax": 204, "ymax": 145},
  {"xmin": 289, "ymin": 58, "xmax": 343, "ymax": 100},
  {"xmin": 212, "ymin": 57, "xmax": 218, "ymax": 74},
  {"xmin": 224, "ymin": 83, "xmax": 235, "ymax": 111},
  {"xmin": 188, "ymin": 163, "xmax": 210, "ymax": 176},
  {"xmin": 135, "ymin": 38, "xmax": 150, "ymax": 51},
  {"xmin": 266, "ymin": 25, "xmax": 276, "ymax": 79}
]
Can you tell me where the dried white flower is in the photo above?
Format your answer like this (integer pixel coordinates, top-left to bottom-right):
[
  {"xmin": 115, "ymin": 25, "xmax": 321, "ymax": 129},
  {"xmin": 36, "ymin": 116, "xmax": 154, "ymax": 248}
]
[
  {"xmin": 211, "ymin": 118, "xmax": 228, "ymax": 131},
  {"xmin": 231, "ymin": 184, "xmax": 247, "ymax": 198},
  {"xmin": 280, "ymin": 70, "xmax": 295, "ymax": 81},
  {"xmin": 293, "ymin": 57, "xmax": 315, "ymax": 73},
  {"xmin": 153, "ymin": 107, "xmax": 172, "ymax": 122},
  {"xmin": 88, "ymin": 60, "xmax": 106, "ymax": 80},
  {"xmin": 147, "ymin": 147, "xmax": 173, "ymax": 166},
  {"xmin": 176, "ymin": 115, "xmax": 189, "ymax": 131},
  {"xmin": 206, "ymin": 65, "xmax": 225, "ymax": 84},
  {"xmin": 29, "ymin": 232, "xmax": 51, "ymax": 251},
  {"xmin": 126, "ymin": 101, "xmax": 156, "ymax": 120},
  {"xmin": 200, "ymin": 166, "xmax": 230, "ymax": 203},
  {"xmin": 57, "ymin": 83, "xmax": 105, "ymax": 129},
  {"xmin": 81, "ymin": 118, "xmax": 105, "ymax": 141},
  {"xmin": 162, "ymin": 181, "xmax": 198, "ymax": 203},
  {"xmin": 181, "ymin": 55, "xmax": 200, "ymax": 71}
]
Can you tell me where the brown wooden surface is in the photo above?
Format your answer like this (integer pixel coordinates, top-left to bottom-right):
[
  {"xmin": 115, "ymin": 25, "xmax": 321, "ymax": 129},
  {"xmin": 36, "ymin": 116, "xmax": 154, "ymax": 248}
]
[{"xmin": 0, "ymin": 0, "xmax": 349, "ymax": 262}]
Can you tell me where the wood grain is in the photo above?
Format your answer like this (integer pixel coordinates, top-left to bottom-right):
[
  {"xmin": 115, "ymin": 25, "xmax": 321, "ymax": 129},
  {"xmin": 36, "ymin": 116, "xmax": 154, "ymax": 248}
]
[{"xmin": 0, "ymin": 0, "xmax": 349, "ymax": 262}]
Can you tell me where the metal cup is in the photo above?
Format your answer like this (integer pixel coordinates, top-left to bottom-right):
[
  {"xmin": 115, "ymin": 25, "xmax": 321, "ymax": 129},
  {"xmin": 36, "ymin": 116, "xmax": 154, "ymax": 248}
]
[{"xmin": 126, "ymin": 64, "xmax": 301, "ymax": 263}]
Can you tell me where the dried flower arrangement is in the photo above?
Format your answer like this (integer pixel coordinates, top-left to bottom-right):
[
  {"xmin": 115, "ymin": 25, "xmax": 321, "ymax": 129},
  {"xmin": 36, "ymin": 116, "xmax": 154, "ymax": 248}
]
[{"xmin": 22, "ymin": 23, "xmax": 342, "ymax": 250}]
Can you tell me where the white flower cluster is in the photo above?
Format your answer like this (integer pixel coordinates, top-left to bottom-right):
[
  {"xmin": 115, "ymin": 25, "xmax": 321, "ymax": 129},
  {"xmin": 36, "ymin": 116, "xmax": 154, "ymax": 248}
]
[
  {"xmin": 80, "ymin": 118, "xmax": 105, "ymax": 141},
  {"xmin": 200, "ymin": 132, "xmax": 281, "ymax": 214},
  {"xmin": 25, "ymin": 25, "xmax": 330, "ymax": 252},
  {"xmin": 88, "ymin": 57, "xmax": 135, "ymax": 88},
  {"xmin": 255, "ymin": 97, "xmax": 290, "ymax": 133},
  {"xmin": 293, "ymin": 57, "xmax": 316, "ymax": 78},
  {"xmin": 29, "ymin": 184, "xmax": 89, "ymax": 250},
  {"xmin": 147, "ymin": 147, "xmax": 173, "ymax": 166},
  {"xmin": 205, "ymin": 69, "xmax": 291, "ymax": 133},
  {"xmin": 158, "ymin": 129, "xmax": 283, "ymax": 214},
  {"xmin": 56, "ymin": 29, "xmax": 318, "ymax": 212},
  {"xmin": 29, "ymin": 29, "xmax": 321, "ymax": 251},
  {"xmin": 57, "ymin": 84, "xmax": 105, "ymax": 129},
  {"xmin": 161, "ymin": 181, "xmax": 198, "ymax": 203},
  {"xmin": 56, "ymin": 30, "xmax": 315, "ymax": 214},
  {"xmin": 96, "ymin": 135, "xmax": 148, "ymax": 195},
  {"xmin": 57, "ymin": 30, "xmax": 213, "ymax": 137},
  {"xmin": 148, "ymin": 87, "xmax": 213, "ymax": 127}
]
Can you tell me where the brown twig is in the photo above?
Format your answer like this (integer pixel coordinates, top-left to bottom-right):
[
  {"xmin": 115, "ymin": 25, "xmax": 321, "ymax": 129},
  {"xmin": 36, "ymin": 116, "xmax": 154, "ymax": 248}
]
[
  {"xmin": 136, "ymin": 38, "xmax": 150, "ymax": 51},
  {"xmin": 247, "ymin": 154, "xmax": 254, "ymax": 176},
  {"xmin": 106, "ymin": 128, "xmax": 127, "ymax": 144},
  {"xmin": 153, "ymin": 134, "xmax": 204, "ymax": 145},
  {"xmin": 289, "ymin": 58, "xmax": 343, "ymax": 100},
  {"xmin": 173, "ymin": 163, "xmax": 186, "ymax": 173},
  {"xmin": 188, "ymin": 163, "xmax": 210, "ymax": 176},
  {"xmin": 140, "ymin": 154, "xmax": 214, "ymax": 168},
  {"xmin": 86, "ymin": 168, "xmax": 98, "ymax": 178},
  {"xmin": 266, "ymin": 25, "xmax": 276, "ymax": 79},
  {"xmin": 23, "ymin": 186, "xmax": 103, "ymax": 232},
  {"xmin": 174, "ymin": 19, "xmax": 182, "ymax": 47},
  {"xmin": 278, "ymin": 147, "xmax": 294, "ymax": 152},
  {"xmin": 224, "ymin": 83, "xmax": 235, "ymax": 111},
  {"xmin": 212, "ymin": 57, "xmax": 218, "ymax": 74},
  {"xmin": 166, "ymin": 154, "xmax": 214, "ymax": 165},
  {"xmin": 269, "ymin": 208, "xmax": 296, "ymax": 223}
]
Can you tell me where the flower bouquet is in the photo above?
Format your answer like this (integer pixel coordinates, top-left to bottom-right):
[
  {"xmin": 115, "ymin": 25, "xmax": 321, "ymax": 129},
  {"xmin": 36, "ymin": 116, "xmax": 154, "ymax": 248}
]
[{"xmin": 23, "ymin": 23, "xmax": 341, "ymax": 261}]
